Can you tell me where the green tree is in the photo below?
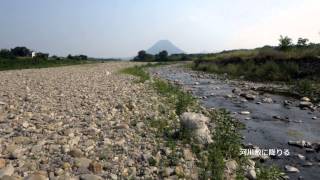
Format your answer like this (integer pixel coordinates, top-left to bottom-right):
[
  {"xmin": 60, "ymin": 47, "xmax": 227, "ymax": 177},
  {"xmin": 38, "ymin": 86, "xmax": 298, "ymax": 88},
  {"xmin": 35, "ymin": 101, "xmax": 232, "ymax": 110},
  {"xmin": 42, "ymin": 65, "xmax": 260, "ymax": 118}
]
[
  {"xmin": 156, "ymin": 50, "xmax": 169, "ymax": 61},
  {"xmin": 133, "ymin": 50, "xmax": 154, "ymax": 61},
  {"xmin": 278, "ymin": 35, "xmax": 293, "ymax": 50},
  {"xmin": 137, "ymin": 50, "xmax": 147, "ymax": 61},
  {"xmin": 180, "ymin": 54, "xmax": 190, "ymax": 61},
  {"xmin": 78, "ymin": 55, "xmax": 88, "ymax": 60},
  {"xmin": 11, "ymin": 47, "xmax": 31, "ymax": 57},
  {"xmin": 0, "ymin": 49, "xmax": 14, "ymax": 58},
  {"xmin": 51, "ymin": 55, "xmax": 60, "ymax": 60},
  {"xmin": 297, "ymin": 38, "xmax": 309, "ymax": 47},
  {"xmin": 67, "ymin": 54, "xmax": 74, "ymax": 59}
]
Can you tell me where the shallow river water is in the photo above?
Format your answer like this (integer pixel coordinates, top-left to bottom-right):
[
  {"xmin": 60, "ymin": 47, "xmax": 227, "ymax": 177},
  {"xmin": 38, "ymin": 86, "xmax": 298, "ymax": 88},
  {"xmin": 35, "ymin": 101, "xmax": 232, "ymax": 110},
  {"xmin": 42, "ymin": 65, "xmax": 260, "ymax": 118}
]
[{"xmin": 150, "ymin": 65, "xmax": 320, "ymax": 180}]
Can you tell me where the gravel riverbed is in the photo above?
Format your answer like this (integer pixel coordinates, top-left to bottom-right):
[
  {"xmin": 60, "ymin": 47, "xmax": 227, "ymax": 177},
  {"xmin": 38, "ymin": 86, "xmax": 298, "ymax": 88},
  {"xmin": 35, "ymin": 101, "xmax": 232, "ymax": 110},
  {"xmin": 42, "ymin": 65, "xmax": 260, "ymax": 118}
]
[{"xmin": 0, "ymin": 63, "xmax": 197, "ymax": 180}]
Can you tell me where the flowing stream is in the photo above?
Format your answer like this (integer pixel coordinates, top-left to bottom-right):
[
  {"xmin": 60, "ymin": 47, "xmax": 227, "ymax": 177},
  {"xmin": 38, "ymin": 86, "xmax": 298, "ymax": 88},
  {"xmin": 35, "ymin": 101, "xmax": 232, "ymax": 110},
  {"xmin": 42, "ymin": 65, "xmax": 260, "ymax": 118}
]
[{"xmin": 150, "ymin": 64, "xmax": 320, "ymax": 180}]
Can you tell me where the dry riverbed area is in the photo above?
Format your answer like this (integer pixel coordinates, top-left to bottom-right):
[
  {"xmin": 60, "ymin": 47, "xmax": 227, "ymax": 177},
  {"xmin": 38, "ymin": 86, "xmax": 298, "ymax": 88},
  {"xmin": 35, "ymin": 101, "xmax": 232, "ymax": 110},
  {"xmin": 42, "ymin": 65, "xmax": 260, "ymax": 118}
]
[{"xmin": 0, "ymin": 62, "xmax": 206, "ymax": 180}]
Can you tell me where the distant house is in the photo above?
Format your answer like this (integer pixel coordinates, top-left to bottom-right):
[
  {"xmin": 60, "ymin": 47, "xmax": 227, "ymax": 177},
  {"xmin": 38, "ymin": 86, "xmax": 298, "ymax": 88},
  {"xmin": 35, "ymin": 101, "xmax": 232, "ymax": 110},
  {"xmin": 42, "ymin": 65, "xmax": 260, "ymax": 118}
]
[
  {"xmin": 31, "ymin": 51, "xmax": 36, "ymax": 58},
  {"xmin": 31, "ymin": 52, "xmax": 49, "ymax": 59},
  {"xmin": 37, "ymin": 53, "xmax": 49, "ymax": 59}
]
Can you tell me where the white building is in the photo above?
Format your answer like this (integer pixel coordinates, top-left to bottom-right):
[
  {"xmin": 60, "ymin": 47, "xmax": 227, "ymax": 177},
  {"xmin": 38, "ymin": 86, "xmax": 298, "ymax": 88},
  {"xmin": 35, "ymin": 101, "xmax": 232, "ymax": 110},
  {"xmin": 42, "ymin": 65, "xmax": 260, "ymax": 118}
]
[{"xmin": 31, "ymin": 51, "xmax": 36, "ymax": 58}]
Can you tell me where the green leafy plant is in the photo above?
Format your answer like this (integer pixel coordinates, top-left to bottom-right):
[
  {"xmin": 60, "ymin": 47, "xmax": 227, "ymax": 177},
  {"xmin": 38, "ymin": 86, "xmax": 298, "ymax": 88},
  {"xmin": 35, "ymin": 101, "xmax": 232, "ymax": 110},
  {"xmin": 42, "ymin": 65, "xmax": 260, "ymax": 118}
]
[{"xmin": 257, "ymin": 165, "xmax": 282, "ymax": 180}]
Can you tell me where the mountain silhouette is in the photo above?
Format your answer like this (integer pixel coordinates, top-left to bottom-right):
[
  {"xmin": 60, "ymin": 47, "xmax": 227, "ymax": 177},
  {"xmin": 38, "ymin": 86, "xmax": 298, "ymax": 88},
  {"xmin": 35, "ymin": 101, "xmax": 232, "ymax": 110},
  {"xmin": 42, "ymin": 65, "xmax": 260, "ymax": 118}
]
[{"xmin": 147, "ymin": 40, "xmax": 184, "ymax": 55}]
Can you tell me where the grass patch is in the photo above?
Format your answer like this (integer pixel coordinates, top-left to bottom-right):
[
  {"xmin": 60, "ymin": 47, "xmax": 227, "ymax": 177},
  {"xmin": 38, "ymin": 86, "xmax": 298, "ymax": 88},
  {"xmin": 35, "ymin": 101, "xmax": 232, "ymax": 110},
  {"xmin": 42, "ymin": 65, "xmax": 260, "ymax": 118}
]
[
  {"xmin": 0, "ymin": 57, "xmax": 94, "ymax": 71},
  {"xmin": 121, "ymin": 62, "xmax": 197, "ymax": 115},
  {"xmin": 152, "ymin": 79, "xmax": 196, "ymax": 115},
  {"xmin": 120, "ymin": 62, "xmax": 175, "ymax": 83},
  {"xmin": 121, "ymin": 65, "xmax": 150, "ymax": 83},
  {"xmin": 149, "ymin": 79, "xmax": 197, "ymax": 150},
  {"xmin": 256, "ymin": 165, "xmax": 282, "ymax": 180}
]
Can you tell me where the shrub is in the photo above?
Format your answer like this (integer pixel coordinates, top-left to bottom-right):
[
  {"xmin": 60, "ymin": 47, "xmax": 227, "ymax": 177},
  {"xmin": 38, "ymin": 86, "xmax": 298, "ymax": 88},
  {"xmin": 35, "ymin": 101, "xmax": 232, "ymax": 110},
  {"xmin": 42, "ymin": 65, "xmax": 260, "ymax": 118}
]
[
  {"xmin": 207, "ymin": 64, "xmax": 220, "ymax": 73},
  {"xmin": 225, "ymin": 64, "xmax": 239, "ymax": 76},
  {"xmin": 282, "ymin": 62, "xmax": 299, "ymax": 79},
  {"xmin": 293, "ymin": 80, "xmax": 313, "ymax": 95},
  {"xmin": 257, "ymin": 61, "xmax": 281, "ymax": 81}
]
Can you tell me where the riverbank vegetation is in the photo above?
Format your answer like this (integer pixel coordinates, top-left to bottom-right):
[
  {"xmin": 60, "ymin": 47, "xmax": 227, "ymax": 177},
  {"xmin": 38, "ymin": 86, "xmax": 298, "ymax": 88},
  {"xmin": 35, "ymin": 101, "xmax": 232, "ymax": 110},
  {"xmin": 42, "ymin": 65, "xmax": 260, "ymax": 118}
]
[
  {"xmin": 191, "ymin": 36, "xmax": 320, "ymax": 101},
  {"xmin": 0, "ymin": 57, "xmax": 95, "ymax": 71}
]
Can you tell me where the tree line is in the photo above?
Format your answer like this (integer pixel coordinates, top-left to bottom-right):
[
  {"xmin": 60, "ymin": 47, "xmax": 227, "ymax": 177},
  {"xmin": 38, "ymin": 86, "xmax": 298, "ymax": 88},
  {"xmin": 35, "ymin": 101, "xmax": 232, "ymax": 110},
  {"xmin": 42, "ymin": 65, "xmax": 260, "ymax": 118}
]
[
  {"xmin": 0, "ymin": 46, "xmax": 88, "ymax": 60},
  {"xmin": 278, "ymin": 36, "xmax": 318, "ymax": 50},
  {"xmin": 133, "ymin": 50, "xmax": 168, "ymax": 62},
  {"xmin": 0, "ymin": 47, "xmax": 32, "ymax": 58},
  {"xmin": 132, "ymin": 50, "xmax": 191, "ymax": 62}
]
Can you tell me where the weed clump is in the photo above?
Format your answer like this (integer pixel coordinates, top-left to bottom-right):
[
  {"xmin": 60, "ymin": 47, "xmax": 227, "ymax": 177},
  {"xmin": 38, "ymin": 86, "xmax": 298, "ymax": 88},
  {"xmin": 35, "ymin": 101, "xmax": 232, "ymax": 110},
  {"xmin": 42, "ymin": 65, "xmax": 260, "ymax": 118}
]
[{"xmin": 198, "ymin": 110, "xmax": 245, "ymax": 179}]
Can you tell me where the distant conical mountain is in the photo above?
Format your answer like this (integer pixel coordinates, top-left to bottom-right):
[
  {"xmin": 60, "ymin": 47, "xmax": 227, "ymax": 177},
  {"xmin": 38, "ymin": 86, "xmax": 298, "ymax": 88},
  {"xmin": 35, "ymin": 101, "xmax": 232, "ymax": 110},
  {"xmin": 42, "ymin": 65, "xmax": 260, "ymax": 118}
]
[{"xmin": 147, "ymin": 40, "xmax": 184, "ymax": 55}]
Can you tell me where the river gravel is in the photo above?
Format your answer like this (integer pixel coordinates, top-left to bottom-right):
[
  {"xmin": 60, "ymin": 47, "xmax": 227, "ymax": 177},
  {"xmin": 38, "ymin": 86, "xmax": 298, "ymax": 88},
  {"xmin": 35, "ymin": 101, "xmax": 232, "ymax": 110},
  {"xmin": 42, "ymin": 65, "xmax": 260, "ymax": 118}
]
[{"xmin": 0, "ymin": 63, "xmax": 197, "ymax": 180}]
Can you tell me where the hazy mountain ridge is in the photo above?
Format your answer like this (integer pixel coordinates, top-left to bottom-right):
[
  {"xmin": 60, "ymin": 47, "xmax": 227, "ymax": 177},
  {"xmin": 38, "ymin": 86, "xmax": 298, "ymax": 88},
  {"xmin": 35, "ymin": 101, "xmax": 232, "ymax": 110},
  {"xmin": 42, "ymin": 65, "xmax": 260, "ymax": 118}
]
[{"xmin": 147, "ymin": 40, "xmax": 184, "ymax": 55}]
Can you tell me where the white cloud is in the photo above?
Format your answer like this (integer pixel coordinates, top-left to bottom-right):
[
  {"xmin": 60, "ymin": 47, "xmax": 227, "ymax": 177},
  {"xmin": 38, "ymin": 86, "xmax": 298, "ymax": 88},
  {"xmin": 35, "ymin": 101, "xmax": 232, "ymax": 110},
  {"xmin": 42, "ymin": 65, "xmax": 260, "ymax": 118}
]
[{"xmin": 228, "ymin": 0, "xmax": 320, "ymax": 49}]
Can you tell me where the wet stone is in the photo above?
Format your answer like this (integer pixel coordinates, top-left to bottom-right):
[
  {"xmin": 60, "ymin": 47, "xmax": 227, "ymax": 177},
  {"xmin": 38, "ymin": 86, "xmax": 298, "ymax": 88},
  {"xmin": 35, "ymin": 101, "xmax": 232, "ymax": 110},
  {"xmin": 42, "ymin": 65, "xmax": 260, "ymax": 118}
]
[
  {"xmin": 285, "ymin": 165, "xmax": 300, "ymax": 173},
  {"xmin": 303, "ymin": 162, "xmax": 313, "ymax": 167},
  {"xmin": 240, "ymin": 111, "xmax": 251, "ymax": 115}
]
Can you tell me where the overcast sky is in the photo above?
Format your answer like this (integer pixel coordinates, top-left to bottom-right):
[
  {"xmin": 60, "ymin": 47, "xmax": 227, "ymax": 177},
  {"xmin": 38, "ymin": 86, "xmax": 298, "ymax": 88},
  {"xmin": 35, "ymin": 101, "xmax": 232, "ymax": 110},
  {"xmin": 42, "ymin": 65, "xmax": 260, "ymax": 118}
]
[{"xmin": 0, "ymin": 0, "xmax": 319, "ymax": 58}]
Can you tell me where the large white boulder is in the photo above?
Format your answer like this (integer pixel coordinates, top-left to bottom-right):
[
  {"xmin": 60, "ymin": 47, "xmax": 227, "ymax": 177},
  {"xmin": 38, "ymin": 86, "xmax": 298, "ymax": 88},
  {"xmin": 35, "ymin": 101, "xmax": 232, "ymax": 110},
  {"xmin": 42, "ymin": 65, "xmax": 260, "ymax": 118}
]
[{"xmin": 180, "ymin": 112, "xmax": 213, "ymax": 144}]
